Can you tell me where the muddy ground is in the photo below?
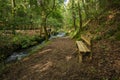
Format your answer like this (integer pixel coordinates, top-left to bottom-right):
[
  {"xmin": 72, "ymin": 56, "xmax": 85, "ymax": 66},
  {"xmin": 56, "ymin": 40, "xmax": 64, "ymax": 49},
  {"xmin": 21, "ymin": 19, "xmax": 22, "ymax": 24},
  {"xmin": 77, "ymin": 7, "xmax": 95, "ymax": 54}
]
[{"xmin": 0, "ymin": 37, "xmax": 120, "ymax": 80}]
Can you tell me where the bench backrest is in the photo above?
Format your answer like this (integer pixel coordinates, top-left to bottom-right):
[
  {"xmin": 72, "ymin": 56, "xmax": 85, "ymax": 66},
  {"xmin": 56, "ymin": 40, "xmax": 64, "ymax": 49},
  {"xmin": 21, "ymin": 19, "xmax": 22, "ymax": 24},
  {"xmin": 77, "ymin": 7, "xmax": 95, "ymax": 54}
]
[{"xmin": 81, "ymin": 33, "xmax": 92, "ymax": 46}]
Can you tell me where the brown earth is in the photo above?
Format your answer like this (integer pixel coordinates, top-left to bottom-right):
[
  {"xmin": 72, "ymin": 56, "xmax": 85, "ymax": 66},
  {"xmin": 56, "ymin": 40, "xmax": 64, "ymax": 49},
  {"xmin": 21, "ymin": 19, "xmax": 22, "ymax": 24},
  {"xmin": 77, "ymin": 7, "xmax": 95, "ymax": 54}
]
[{"xmin": 0, "ymin": 37, "xmax": 120, "ymax": 80}]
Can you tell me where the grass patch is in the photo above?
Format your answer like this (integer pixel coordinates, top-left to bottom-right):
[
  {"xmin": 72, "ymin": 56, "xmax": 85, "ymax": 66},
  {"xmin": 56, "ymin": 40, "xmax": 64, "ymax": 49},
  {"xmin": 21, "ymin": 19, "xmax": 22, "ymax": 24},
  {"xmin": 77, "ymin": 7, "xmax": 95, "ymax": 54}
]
[{"xmin": 29, "ymin": 41, "xmax": 51, "ymax": 55}]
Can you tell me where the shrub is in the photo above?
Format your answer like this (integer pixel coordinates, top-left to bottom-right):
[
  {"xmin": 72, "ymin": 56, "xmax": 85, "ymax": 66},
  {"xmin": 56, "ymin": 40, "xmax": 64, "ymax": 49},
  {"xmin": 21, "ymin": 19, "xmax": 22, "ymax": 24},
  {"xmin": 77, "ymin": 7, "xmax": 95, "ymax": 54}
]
[{"xmin": 12, "ymin": 35, "xmax": 39, "ymax": 49}]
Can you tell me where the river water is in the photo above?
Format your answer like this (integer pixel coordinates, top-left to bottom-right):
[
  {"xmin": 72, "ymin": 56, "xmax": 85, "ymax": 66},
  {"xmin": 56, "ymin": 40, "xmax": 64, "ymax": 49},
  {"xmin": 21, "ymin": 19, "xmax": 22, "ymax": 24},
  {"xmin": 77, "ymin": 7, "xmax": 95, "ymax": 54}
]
[{"xmin": 6, "ymin": 32, "xmax": 66, "ymax": 63}]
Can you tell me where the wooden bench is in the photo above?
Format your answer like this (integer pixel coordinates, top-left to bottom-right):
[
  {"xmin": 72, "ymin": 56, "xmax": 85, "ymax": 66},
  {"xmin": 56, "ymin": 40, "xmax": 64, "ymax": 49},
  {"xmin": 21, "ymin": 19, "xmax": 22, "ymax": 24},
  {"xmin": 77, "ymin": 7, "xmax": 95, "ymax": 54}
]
[{"xmin": 76, "ymin": 33, "xmax": 93, "ymax": 63}]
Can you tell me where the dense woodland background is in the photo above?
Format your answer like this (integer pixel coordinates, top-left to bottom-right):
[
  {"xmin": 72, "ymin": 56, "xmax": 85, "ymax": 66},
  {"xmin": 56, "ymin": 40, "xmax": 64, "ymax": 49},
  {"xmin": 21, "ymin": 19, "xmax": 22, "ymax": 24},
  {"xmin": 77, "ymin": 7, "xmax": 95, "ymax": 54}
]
[{"xmin": 0, "ymin": 0, "xmax": 120, "ymax": 79}]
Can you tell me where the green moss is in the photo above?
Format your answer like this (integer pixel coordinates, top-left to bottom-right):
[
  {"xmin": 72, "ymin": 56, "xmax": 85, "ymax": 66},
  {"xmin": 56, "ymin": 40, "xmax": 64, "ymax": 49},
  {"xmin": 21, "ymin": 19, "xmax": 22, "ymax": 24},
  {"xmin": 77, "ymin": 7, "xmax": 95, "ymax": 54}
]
[
  {"xmin": 28, "ymin": 41, "xmax": 51, "ymax": 55},
  {"xmin": 12, "ymin": 35, "xmax": 44, "ymax": 49}
]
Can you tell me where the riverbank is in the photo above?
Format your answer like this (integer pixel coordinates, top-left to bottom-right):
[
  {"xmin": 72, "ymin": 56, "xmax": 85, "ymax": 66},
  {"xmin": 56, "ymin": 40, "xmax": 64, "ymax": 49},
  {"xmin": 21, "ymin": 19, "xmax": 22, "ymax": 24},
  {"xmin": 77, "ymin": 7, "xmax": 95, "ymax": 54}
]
[
  {"xmin": 0, "ymin": 37, "xmax": 77, "ymax": 80},
  {"xmin": 1, "ymin": 37, "xmax": 120, "ymax": 80},
  {"xmin": 0, "ymin": 34, "xmax": 46, "ymax": 61},
  {"xmin": 0, "ymin": 40, "xmax": 51, "ymax": 75},
  {"xmin": 0, "ymin": 32, "xmax": 65, "ymax": 75}
]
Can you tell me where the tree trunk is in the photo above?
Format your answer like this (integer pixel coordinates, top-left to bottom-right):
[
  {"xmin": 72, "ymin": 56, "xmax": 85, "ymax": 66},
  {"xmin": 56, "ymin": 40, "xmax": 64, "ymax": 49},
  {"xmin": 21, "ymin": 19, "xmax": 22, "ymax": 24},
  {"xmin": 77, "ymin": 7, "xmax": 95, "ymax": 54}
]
[
  {"xmin": 72, "ymin": 0, "xmax": 76, "ymax": 30},
  {"xmin": 73, "ymin": 12, "xmax": 76, "ymax": 30},
  {"xmin": 40, "ymin": 25, "xmax": 43, "ymax": 37},
  {"xmin": 11, "ymin": 0, "xmax": 16, "ymax": 34},
  {"xmin": 82, "ymin": 0, "xmax": 89, "ymax": 19},
  {"xmin": 78, "ymin": 1, "xmax": 82, "ymax": 33},
  {"xmin": 43, "ymin": 17, "xmax": 49, "ymax": 41}
]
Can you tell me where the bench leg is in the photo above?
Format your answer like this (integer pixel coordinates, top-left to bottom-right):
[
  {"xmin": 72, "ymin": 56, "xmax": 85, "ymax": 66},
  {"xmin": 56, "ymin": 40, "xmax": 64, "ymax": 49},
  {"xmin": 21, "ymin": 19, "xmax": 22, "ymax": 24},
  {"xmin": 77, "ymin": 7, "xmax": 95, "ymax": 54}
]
[
  {"xmin": 89, "ymin": 52, "xmax": 92, "ymax": 60},
  {"xmin": 79, "ymin": 53, "xmax": 82, "ymax": 63}
]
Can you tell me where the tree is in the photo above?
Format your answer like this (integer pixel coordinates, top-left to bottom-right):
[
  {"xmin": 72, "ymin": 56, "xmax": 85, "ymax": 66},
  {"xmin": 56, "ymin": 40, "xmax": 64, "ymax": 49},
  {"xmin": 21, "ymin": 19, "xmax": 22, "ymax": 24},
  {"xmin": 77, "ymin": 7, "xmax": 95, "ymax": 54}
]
[
  {"xmin": 71, "ymin": 0, "xmax": 77, "ymax": 30},
  {"xmin": 37, "ymin": 0, "xmax": 56, "ymax": 40},
  {"xmin": 78, "ymin": 0, "xmax": 82, "ymax": 32},
  {"xmin": 11, "ymin": 0, "xmax": 16, "ymax": 34}
]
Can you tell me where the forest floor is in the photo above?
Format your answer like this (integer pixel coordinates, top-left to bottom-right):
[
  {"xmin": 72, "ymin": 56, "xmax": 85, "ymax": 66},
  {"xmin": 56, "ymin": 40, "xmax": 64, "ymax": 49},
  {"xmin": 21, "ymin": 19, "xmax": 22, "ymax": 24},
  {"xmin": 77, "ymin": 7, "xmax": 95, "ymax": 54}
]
[{"xmin": 0, "ymin": 37, "xmax": 120, "ymax": 80}]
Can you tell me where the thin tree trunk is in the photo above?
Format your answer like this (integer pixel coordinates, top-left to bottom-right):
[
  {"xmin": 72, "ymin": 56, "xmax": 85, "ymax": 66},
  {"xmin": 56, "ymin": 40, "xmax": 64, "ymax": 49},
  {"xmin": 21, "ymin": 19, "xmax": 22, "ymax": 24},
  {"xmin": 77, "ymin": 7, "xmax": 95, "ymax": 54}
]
[
  {"xmin": 43, "ymin": 17, "xmax": 49, "ymax": 40},
  {"xmin": 40, "ymin": 0, "xmax": 56, "ymax": 40},
  {"xmin": 40, "ymin": 25, "xmax": 43, "ymax": 37},
  {"xmin": 82, "ymin": 0, "xmax": 89, "ymax": 19},
  {"xmin": 78, "ymin": 1, "xmax": 82, "ymax": 32},
  {"xmin": 11, "ymin": 0, "xmax": 16, "ymax": 34},
  {"xmin": 72, "ymin": 0, "xmax": 76, "ymax": 30},
  {"xmin": 73, "ymin": 12, "xmax": 76, "ymax": 30}
]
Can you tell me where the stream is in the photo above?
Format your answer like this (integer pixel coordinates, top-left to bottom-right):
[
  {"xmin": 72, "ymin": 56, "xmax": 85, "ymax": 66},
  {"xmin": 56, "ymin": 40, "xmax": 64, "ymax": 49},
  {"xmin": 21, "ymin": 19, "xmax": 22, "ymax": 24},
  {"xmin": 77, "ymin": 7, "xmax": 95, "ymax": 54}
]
[{"xmin": 6, "ymin": 32, "xmax": 66, "ymax": 63}]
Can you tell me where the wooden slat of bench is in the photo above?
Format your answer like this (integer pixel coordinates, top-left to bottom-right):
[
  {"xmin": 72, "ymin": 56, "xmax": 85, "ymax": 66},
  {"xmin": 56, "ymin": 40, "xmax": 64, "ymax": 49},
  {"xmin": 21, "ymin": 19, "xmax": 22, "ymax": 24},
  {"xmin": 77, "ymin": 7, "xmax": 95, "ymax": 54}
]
[
  {"xmin": 80, "ymin": 41, "xmax": 90, "ymax": 52},
  {"xmin": 81, "ymin": 35, "xmax": 91, "ymax": 46},
  {"xmin": 76, "ymin": 41, "xmax": 90, "ymax": 53},
  {"xmin": 76, "ymin": 41, "xmax": 85, "ymax": 52}
]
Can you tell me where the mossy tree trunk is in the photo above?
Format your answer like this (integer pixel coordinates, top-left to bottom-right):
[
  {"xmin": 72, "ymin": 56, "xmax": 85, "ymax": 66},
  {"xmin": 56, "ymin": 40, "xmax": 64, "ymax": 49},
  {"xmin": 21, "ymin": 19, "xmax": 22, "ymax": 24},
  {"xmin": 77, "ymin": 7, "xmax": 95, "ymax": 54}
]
[
  {"xmin": 43, "ymin": 17, "xmax": 49, "ymax": 41},
  {"xmin": 11, "ymin": 0, "xmax": 16, "ymax": 35},
  {"xmin": 82, "ymin": 0, "xmax": 89, "ymax": 20},
  {"xmin": 78, "ymin": 1, "xmax": 82, "ymax": 33},
  {"xmin": 71, "ymin": 0, "xmax": 77, "ymax": 30}
]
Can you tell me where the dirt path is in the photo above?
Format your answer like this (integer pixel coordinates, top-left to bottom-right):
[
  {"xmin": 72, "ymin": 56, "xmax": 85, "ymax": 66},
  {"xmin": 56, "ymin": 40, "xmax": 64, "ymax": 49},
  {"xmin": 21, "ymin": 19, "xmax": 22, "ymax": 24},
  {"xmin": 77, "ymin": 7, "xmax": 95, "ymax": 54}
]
[
  {"xmin": 1, "ymin": 37, "xmax": 78, "ymax": 80},
  {"xmin": 1, "ymin": 37, "xmax": 120, "ymax": 80}
]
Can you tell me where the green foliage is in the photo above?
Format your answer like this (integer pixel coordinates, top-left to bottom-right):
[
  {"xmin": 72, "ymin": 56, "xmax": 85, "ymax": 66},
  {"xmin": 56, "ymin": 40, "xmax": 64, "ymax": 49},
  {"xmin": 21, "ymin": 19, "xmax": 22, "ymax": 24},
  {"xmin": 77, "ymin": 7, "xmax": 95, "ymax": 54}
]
[
  {"xmin": 109, "ymin": 0, "xmax": 120, "ymax": 8},
  {"xmin": 94, "ymin": 35, "xmax": 102, "ymax": 41},
  {"xmin": 115, "ymin": 32, "xmax": 120, "ymax": 41},
  {"xmin": 105, "ymin": 29, "xmax": 117, "ymax": 38},
  {"xmin": 0, "ymin": 62, "xmax": 6, "ymax": 75},
  {"xmin": 0, "ymin": 35, "xmax": 14, "ymax": 63},
  {"xmin": 29, "ymin": 41, "xmax": 51, "ymax": 55},
  {"xmin": 47, "ymin": 17, "xmax": 63, "ymax": 28},
  {"xmin": 0, "ymin": 33, "xmax": 45, "ymax": 64},
  {"xmin": 117, "ymin": 24, "xmax": 120, "ymax": 31},
  {"xmin": 0, "ymin": 0, "xmax": 43, "ymax": 30},
  {"xmin": 12, "ymin": 35, "xmax": 42, "ymax": 48}
]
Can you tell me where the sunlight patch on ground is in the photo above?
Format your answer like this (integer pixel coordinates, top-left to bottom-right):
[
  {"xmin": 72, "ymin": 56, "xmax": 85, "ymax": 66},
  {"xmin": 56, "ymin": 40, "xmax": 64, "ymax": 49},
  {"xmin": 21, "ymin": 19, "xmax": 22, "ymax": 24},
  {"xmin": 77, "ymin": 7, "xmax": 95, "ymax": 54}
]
[
  {"xmin": 38, "ymin": 49, "xmax": 52, "ymax": 55},
  {"xmin": 66, "ymin": 55, "xmax": 72, "ymax": 61},
  {"xmin": 23, "ymin": 57, "xmax": 30, "ymax": 62},
  {"xmin": 32, "ymin": 61, "xmax": 53, "ymax": 72}
]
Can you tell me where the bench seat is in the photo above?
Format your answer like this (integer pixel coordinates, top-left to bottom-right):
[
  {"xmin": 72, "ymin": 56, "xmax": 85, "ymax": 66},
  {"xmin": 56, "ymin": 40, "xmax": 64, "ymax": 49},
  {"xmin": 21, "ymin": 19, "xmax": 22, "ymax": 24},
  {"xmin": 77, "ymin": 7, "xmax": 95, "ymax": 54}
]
[{"xmin": 76, "ymin": 41, "xmax": 90, "ymax": 53}]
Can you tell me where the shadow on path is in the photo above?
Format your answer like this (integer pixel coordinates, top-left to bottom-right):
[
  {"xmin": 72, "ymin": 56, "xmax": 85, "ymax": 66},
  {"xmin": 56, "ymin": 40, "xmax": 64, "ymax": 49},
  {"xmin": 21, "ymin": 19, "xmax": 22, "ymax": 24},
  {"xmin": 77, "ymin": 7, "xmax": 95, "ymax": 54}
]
[{"xmin": 1, "ymin": 37, "xmax": 78, "ymax": 80}]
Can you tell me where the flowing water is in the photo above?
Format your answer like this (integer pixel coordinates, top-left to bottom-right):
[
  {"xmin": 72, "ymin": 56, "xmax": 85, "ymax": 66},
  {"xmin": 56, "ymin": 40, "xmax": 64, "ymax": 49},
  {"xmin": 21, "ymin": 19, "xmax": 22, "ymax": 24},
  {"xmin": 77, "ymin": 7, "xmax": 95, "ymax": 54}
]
[{"xmin": 6, "ymin": 32, "xmax": 66, "ymax": 63}]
